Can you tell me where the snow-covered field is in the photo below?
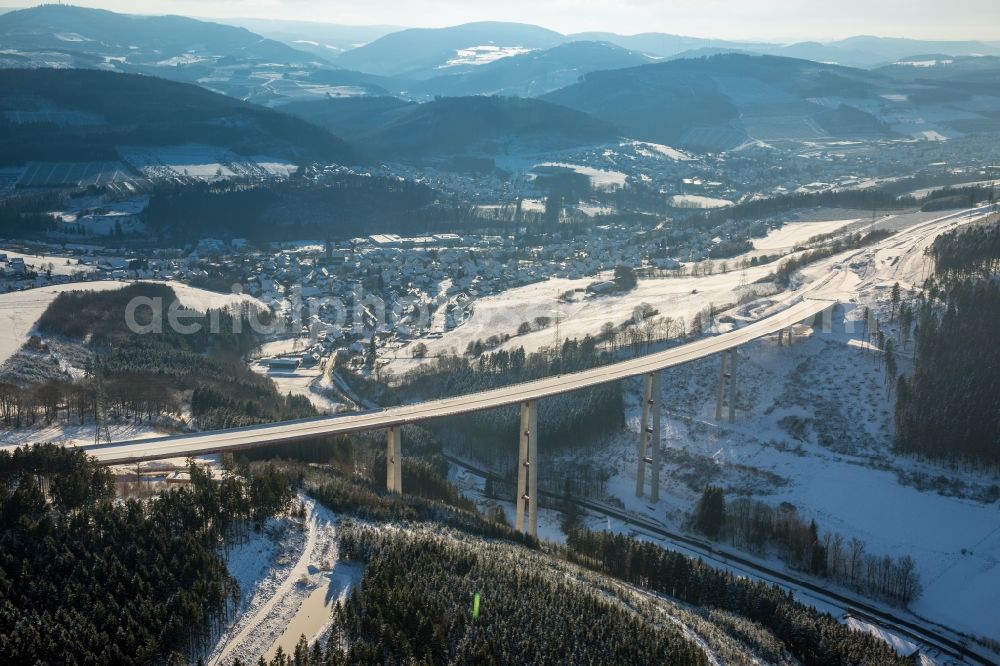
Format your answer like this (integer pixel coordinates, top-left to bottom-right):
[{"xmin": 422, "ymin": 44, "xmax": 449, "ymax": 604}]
[
  {"xmin": 386, "ymin": 263, "xmax": 779, "ymax": 376},
  {"xmin": 164, "ymin": 281, "xmax": 265, "ymax": 312},
  {"xmin": 118, "ymin": 145, "xmax": 296, "ymax": 180},
  {"xmin": 532, "ymin": 162, "xmax": 628, "ymax": 190},
  {"xmin": 0, "ymin": 248, "xmax": 88, "ymax": 276},
  {"xmin": 752, "ymin": 217, "xmax": 861, "ymax": 251},
  {"xmin": 907, "ymin": 179, "xmax": 997, "ymax": 199},
  {"xmin": 0, "ymin": 419, "xmax": 165, "ymax": 451},
  {"xmin": 441, "ymin": 45, "xmax": 536, "ymax": 67},
  {"xmin": 387, "ymin": 207, "xmax": 971, "ymax": 378},
  {"xmin": 0, "ymin": 281, "xmax": 126, "ymax": 366},
  {"xmin": 249, "ymin": 361, "xmax": 347, "ymax": 414},
  {"xmin": 0, "ymin": 280, "xmax": 265, "ymax": 366},
  {"xmin": 627, "ymin": 140, "xmax": 694, "ymax": 161},
  {"xmin": 669, "ymin": 194, "xmax": 734, "ymax": 209},
  {"xmin": 845, "ymin": 616, "xmax": 919, "ymax": 657}
]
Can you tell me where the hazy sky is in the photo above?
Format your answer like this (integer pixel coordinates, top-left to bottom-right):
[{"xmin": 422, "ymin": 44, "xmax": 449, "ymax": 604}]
[{"xmin": 9, "ymin": 0, "xmax": 1000, "ymax": 41}]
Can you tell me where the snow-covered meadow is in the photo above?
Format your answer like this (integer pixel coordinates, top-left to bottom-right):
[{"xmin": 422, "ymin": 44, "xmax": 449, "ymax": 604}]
[{"xmin": 0, "ymin": 279, "xmax": 265, "ymax": 367}]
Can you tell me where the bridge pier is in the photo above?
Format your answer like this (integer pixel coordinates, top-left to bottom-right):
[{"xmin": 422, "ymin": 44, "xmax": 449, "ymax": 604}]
[
  {"xmin": 715, "ymin": 350, "xmax": 728, "ymax": 420},
  {"xmin": 728, "ymin": 348, "xmax": 738, "ymax": 423},
  {"xmin": 716, "ymin": 348, "xmax": 738, "ymax": 423},
  {"xmin": 515, "ymin": 400, "xmax": 538, "ymax": 538},
  {"xmin": 636, "ymin": 372, "xmax": 662, "ymax": 501},
  {"xmin": 386, "ymin": 426, "xmax": 402, "ymax": 494},
  {"xmin": 778, "ymin": 329, "xmax": 784, "ymax": 346}
]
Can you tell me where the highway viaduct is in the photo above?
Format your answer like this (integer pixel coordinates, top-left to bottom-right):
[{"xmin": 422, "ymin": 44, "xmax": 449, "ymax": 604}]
[{"xmin": 80, "ymin": 297, "xmax": 836, "ymax": 538}]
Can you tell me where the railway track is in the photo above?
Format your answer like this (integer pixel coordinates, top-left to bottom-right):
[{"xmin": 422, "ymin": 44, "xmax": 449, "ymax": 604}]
[{"xmin": 444, "ymin": 454, "xmax": 996, "ymax": 665}]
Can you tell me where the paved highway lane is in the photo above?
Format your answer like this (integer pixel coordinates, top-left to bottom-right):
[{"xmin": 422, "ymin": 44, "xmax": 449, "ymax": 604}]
[{"xmin": 80, "ymin": 298, "xmax": 833, "ymax": 465}]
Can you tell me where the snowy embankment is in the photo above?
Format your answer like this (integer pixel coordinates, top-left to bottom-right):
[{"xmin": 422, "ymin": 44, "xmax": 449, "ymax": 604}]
[{"xmin": 207, "ymin": 496, "xmax": 359, "ymax": 666}]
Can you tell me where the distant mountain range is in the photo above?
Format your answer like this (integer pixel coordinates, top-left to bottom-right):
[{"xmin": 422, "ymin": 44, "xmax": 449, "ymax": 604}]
[
  {"xmin": 411, "ymin": 41, "xmax": 652, "ymax": 98},
  {"xmin": 543, "ymin": 53, "xmax": 1000, "ymax": 150},
  {"xmin": 334, "ymin": 22, "xmax": 565, "ymax": 79},
  {"xmin": 0, "ymin": 4, "xmax": 311, "ymax": 64},
  {"xmin": 218, "ymin": 18, "xmax": 401, "ymax": 59},
  {"xmin": 0, "ymin": 68, "xmax": 359, "ymax": 166},
  {"xmin": 331, "ymin": 20, "xmax": 1000, "ymax": 76},
  {"xmin": 4, "ymin": 5, "xmax": 1000, "ymax": 107},
  {"xmin": 541, "ymin": 54, "xmax": 883, "ymax": 149},
  {"xmin": 0, "ymin": 5, "xmax": 398, "ymax": 105},
  {"xmin": 282, "ymin": 95, "xmax": 616, "ymax": 160},
  {"xmin": 2, "ymin": 5, "xmax": 1000, "ymax": 162}
]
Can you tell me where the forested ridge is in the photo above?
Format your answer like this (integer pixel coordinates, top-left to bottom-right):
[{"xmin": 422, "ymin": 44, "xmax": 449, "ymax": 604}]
[
  {"xmin": 142, "ymin": 175, "xmax": 435, "ymax": 243},
  {"xmin": 894, "ymin": 219, "xmax": 1000, "ymax": 463},
  {"xmin": 564, "ymin": 529, "xmax": 911, "ymax": 666},
  {"xmin": 0, "ymin": 441, "xmax": 922, "ymax": 665},
  {"xmin": 230, "ymin": 465, "xmax": 916, "ymax": 666},
  {"xmin": 0, "ymin": 444, "xmax": 293, "ymax": 664},
  {"xmin": 0, "ymin": 68, "xmax": 358, "ymax": 166},
  {"xmin": 0, "ymin": 283, "xmax": 316, "ymax": 431},
  {"xmin": 333, "ymin": 526, "xmax": 708, "ymax": 665},
  {"xmin": 233, "ymin": 524, "xmax": 708, "ymax": 666}
]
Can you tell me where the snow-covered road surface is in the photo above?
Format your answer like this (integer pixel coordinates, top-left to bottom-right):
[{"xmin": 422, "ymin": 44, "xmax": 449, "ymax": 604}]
[{"xmin": 208, "ymin": 497, "xmax": 347, "ymax": 666}]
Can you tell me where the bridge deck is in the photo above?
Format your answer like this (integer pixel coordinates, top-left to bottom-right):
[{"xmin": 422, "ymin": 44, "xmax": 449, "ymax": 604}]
[{"xmin": 80, "ymin": 298, "xmax": 833, "ymax": 464}]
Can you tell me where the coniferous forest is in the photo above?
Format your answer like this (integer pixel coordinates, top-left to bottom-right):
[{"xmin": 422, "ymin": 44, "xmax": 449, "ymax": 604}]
[
  {"xmin": 0, "ymin": 444, "xmax": 293, "ymax": 664},
  {"xmin": 564, "ymin": 529, "xmax": 911, "ymax": 666},
  {"xmin": 0, "ymin": 440, "xmax": 933, "ymax": 666},
  {"xmin": 894, "ymin": 220, "xmax": 1000, "ymax": 463},
  {"xmin": 221, "ymin": 463, "xmax": 917, "ymax": 666}
]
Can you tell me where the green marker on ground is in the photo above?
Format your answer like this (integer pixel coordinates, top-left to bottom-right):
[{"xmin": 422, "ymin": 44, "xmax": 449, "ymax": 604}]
[{"xmin": 472, "ymin": 592, "xmax": 480, "ymax": 619}]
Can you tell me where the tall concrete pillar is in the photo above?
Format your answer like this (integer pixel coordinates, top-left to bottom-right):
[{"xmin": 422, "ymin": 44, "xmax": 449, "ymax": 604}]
[
  {"xmin": 527, "ymin": 401, "xmax": 538, "ymax": 538},
  {"xmin": 715, "ymin": 351, "xmax": 728, "ymax": 420},
  {"xmin": 778, "ymin": 329, "xmax": 784, "ymax": 346},
  {"xmin": 728, "ymin": 348, "xmax": 738, "ymax": 424},
  {"xmin": 636, "ymin": 372, "xmax": 652, "ymax": 497},
  {"xmin": 386, "ymin": 426, "xmax": 402, "ymax": 494},
  {"xmin": 649, "ymin": 372, "xmax": 662, "ymax": 503},
  {"xmin": 515, "ymin": 400, "xmax": 537, "ymax": 538}
]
